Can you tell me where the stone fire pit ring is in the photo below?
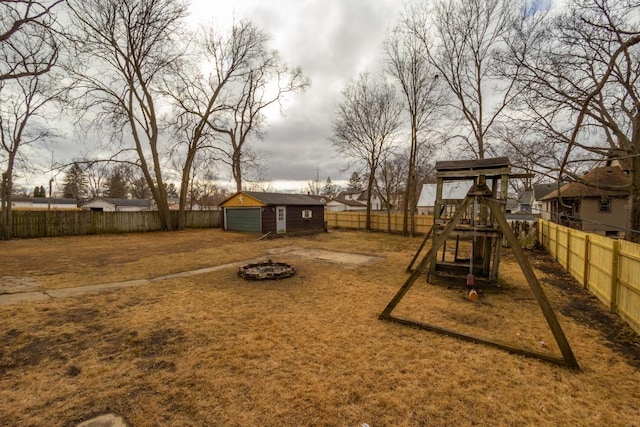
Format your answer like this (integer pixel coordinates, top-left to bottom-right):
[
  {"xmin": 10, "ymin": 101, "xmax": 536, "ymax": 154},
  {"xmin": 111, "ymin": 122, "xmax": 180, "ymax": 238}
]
[{"xmin": 238, "ymin": 260, "xmax": 296, "ymax": 281}]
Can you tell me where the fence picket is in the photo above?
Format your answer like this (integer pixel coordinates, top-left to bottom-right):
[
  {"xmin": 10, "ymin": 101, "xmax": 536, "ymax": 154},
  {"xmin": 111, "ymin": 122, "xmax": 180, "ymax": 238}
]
[
  {"xmin": 2, "ymin": 210, "xmax": 222, "ymax": 238},
  {"xmin": 538, "ymin": 219, "xmax": 639, "ymax": 335}
]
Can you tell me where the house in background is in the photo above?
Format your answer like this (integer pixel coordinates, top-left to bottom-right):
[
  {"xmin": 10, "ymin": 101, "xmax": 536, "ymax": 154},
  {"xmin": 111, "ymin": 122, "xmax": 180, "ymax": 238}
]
[
  {"xmin": 331, "ymin": 189, "xmax": 383, "ymax": 211},
  {"xmin": 514, "ymin": 190, "xmax": 535, "ymax": 214},
  {"xmin": 533, "ymin": 183, "xmax": 560, "ymax": 218},
  {"xmin": 416, "ymin": 181, "xmax": 472, "ymax": 215},
  {"xmin": 540, "ymin": 166, "xmax": 630, "ymax": 237},
  {"xmin": 220, "ymin": 191, "xmax": 325, "ymax": 235},
  {"xmin": 305, "ymin": 194, "xmax": 331, "ymax": 205},
  {"xmin": 505, "ymin": 183, "xmax": 560, "ymax": 218},
  {"xmin": 80, "ymin": 197, "xmax": 151, "ymax": 212},
  {"xmin": 326, "ymin": 197, "xmax": 366, "ymax": 212}
]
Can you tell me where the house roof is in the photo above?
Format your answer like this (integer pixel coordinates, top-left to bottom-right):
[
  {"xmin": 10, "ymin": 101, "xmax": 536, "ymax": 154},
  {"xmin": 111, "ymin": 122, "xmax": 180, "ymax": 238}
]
[
  {"xmin": 222, "ymin": 191, "xmax": 323, "ymax": 207},
  {"xmin": 105, "ymin": 198, "xmax": 151, "ymax": 207},
  {"xmin": 416, "ymin": 181, "xmax": 472, "ymax": 207},
  {"xmin": 517, "ymin": 190, "xmax": 534, "ymax": 205},
  {"xmin": 336, "ymin": 190, "xmax": 362, "ymax": 198},
  {"xmin": 304, "ymin": 194, "xmax": 330, "ymax": 204},
  {"xmin": 82, "ymin": 197, "xmax": 151, "ymax": 207},
  {"xmin": 435, "ymin": 157, "xmax": 510, "ymax": 172},
  {"xmin": 533, "ymin": 183, "xmax": 560, "ymax": 201},
  {"xmin": 32, "ymin": 197, "xmax": 78, "ymax": 205},
  {"xmin": 506, "ymin": 198, "xmax": 519, "ymax": 211},
  {"xmin": 328, "ymin": 198, "xmax": 366, "ymax": 207},
  {"xmin": 540, "ymin": 166, "xmax": 630, "ymax": 201},
  {"xmin": 7, "ymin": 196, "xmax": 77, "ymax": 205}
]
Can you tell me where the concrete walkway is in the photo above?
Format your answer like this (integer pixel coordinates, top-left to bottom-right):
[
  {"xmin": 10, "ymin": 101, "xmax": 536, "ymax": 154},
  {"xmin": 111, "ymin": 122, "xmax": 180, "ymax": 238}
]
[
  {"xmin": 0, "ymin": 246, "xmax": 381, "ymax": 306},
  {"xmin": 0, "ymin": 259, "xmax": 261, "ymax": 306}
]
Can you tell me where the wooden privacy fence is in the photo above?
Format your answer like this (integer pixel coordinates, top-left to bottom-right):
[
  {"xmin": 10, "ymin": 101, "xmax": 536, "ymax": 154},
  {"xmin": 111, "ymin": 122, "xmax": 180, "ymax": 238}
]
[
  {"xmin": 3, "ymin": 210, "xmax": 222, "ymax": 238},
  {"xmin": 325, "ymin": 211, "xmax": 537, "ymax": 246},
  {"xmin": 325, "ymin": 211, "xmax": 434, "ymax": 234},
  {"xmin": 539, "ymin": 219, "xmax": 640, "ymax": 335}
]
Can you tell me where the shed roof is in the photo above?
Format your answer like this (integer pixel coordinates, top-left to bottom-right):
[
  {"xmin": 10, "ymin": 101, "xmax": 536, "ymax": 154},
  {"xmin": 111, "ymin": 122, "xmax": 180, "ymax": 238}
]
[
  {"xmin": 540, "ymin": 166, "xmax": 630, "ymax": 201},
  {"xmin": 221, "ymin": 191, "xmax": 324, "ymax": 207}
]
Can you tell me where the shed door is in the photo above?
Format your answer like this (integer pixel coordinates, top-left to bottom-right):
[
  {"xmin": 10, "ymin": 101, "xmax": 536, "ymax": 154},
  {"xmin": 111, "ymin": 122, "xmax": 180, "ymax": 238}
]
[
  {"xmin": 225, "ymin": 208, "xmax": 261, "ymax": 233},
  {"xmin": 276, "ymin": 206, "xmax": 286, "ymax": 234}
]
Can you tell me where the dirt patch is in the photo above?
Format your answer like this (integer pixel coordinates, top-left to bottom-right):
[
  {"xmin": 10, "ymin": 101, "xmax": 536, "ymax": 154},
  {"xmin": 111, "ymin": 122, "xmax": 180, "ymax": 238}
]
[
  {"xmin": 526, "ymin": 249, "xmax": 640, "ymax": 368},
  {"xmin": 265, "ymin": 245, "xmax": 382, "ymax": 267}
]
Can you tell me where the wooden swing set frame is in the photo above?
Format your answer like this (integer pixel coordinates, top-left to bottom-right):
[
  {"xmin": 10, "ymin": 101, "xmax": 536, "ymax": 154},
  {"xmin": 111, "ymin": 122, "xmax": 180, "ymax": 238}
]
[{"xmin": 380, "ymin": 180, "xmax": 580, "ymax": 369}]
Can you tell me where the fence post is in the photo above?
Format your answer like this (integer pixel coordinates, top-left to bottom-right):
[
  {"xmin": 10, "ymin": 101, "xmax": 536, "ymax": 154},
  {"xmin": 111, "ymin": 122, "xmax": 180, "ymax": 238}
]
[
  {"xmin": 554, "ymin": 224, "xmax": 560, "ymax": 261},
  {"xmin": 537, "ymin": 219, "xmax": 542, "ymax": 245},
  {"xmin": 610, "ymin": 239, "xmax": 620, "ymax": 313},
  {"xmin": 546, "ymin": 221, "xmax": 551, "ymax": 252},
  {"xmin": 582, "ymin": 234, "xmax": 590, "ymax": 289},
  {"xmin": 566, "ymin": 228, "xmax": 572, "ymax": 273}
]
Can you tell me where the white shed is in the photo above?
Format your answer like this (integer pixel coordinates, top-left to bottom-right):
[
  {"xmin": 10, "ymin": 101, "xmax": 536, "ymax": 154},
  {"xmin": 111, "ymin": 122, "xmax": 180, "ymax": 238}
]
[
  {"xmin": 416, "ymin": 181, "xmax": 472, "ymax": 215},
  {"xmin": 81, "ymin": 197, "xmax": 151, "ymax": 212}
]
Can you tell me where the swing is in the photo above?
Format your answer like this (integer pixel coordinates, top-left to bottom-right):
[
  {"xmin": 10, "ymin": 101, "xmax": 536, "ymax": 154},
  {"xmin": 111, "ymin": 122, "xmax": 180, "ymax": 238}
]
[{"xmin": 467, "ymin": 196, "xmax": 478, "ymax": 301}]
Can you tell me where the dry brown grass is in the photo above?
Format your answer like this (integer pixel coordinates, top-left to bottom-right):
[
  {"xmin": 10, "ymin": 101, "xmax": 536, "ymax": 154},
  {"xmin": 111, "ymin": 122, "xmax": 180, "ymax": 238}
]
[{"xmin": 0, "ymin": 229, "xmax": 639, "ymax": 427}]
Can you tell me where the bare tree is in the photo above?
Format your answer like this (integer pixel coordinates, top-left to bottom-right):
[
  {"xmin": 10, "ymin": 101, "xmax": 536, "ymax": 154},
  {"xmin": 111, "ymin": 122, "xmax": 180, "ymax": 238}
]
[
  {"xmin": 506, "ymin": 0, "xmax": 640, "ymax": 241},
  {"xmin": 331, "ymin": 73, "xmax": 402, "ymax": 231},
  {"xmin": 306, "ymin": 178, "xmax": 322, "ymax": 195},
  {"xmin": 129, "ymin": 172, "xmax": 151, "ymax": 199},
  {"xmin": 0, "ymin": 0, "xmax": 62, "ymax": 239},
  {"xmin": 84, "ymin": 161, "xmax": 109, "ymax": 198},
  {"xmin": 385, "ymin": 19, "xmax": 448, "ymax": 235},
  {"xmin": 376, "ymin": 153, "xmax": 406, "ymax": 233},
  {"xmin": 66, "ymin": 0, "xmax": 188, "ymax": 231},
  {"xmin": 0, "ymin": 0, "xmax": 63, "ymax": 82},
  {"xmin": 208, "ymin": 50, "xmax": 310, "ymax": 192},
  {"xmin": 166, "ymin": 19, "xmax": 307, "ymax": 227},
  {"xmin": 321, "ymin": 177, "xmax": 340, "ymax": 199},
  {"xmin": 165, "ymin": 20, "xmax": 270, "ymax": 227},
  {"xmin": 0, "ymin": 73, "xmax": 62, "ymax": 239},
  {"xmin": 406, "ymin": 0, "xmax": 522, "ymax": 159},
  {"xmin": 245, "ymin": 178, "xmax": 274, "ymax": 193}
]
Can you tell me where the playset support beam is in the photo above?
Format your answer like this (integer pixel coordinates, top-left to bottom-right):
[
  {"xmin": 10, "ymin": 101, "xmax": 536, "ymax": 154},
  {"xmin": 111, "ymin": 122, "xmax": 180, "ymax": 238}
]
[{"xmin": 379, "ymin": 182, "xmax": 580, "ymax": 369}]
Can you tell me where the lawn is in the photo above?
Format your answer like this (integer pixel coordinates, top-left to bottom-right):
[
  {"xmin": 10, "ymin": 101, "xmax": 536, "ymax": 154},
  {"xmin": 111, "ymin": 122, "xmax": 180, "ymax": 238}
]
[{"xmin": 0, "ymin": 229, "xmax": 638, "ymax": 426}]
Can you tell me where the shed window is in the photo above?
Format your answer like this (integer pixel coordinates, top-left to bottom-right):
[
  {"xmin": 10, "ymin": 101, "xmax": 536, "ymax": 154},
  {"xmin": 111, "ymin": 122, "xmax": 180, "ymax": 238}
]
[
  {"xmin": 599, "ymin": 198, "xmax": 611, "ymax": 213},
  {"xmin": 302, "ymin": 210, "xmax": 312, "ymax": 219}
]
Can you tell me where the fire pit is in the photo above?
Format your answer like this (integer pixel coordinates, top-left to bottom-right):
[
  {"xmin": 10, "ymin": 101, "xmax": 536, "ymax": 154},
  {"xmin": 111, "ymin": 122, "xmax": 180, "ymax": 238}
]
[{"xmin": 238, "ymin": 260, "xmax": 296, "ymax": 281}]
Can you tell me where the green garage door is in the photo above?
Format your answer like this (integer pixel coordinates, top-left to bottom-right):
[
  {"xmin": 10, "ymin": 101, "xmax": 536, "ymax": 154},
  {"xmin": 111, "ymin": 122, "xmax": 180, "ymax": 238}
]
[{"xmin": 225, "ymin": 208, "xmax": 261, "ymax": 233}]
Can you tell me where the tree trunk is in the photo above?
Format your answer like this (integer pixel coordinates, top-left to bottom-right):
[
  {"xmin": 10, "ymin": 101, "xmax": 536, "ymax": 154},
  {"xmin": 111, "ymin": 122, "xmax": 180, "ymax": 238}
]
[
  {"xmin": 1, "ymin": 153, "xmax": 16, "ymax": 240},
  {"xmin": 403, "ymin": 117, "xmax": 418, "ymax": 236},
  {"xmin": 233, "ymin": 151, "xmax": 243, "ymax": 192},
  {"xmin": 1, "ymin": 172, "xmax": 11, "ymax": 240},
  {"xmin": 365, "ymin": 172, "xmax": 376, "ymax": 232},
  {"xmin": 386, "ymin": 188, "xmax": 392, "ymax": 233},
  {"xmin": 409, "ymin": 177, "xmax": 417, "ymax": 237},
  {"xmin": 177, "ymin": 150, "xmax": 197, "ymax": 231}
]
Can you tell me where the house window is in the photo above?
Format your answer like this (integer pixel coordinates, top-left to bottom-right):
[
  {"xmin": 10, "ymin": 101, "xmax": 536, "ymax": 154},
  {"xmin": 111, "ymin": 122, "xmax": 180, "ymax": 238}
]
[
  {"xmin": 599, "ymin": 198, "xmax": 611, "ymax": 213},
  {"xmin": 302, "ymin": 210, "xmax": 312, "ymax": 219}
]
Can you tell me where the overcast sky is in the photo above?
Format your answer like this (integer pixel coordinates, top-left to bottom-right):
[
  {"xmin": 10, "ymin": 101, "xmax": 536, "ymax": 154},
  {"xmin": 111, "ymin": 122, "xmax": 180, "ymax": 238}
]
[{"xmin": 188, "ymin": 0, "xmax": 404, "ymax": 191}]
